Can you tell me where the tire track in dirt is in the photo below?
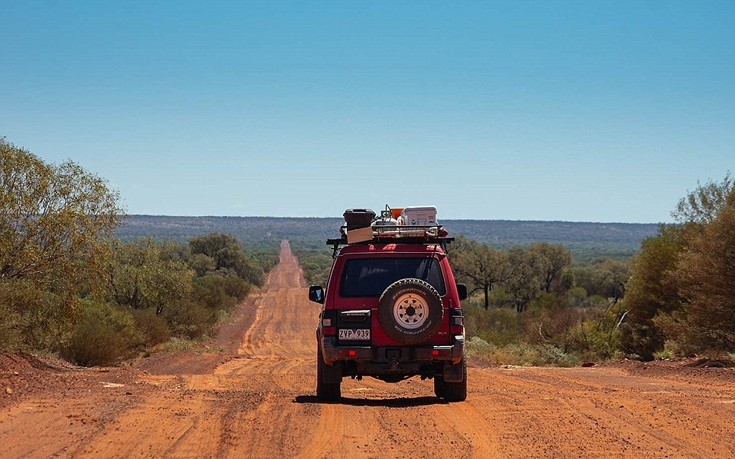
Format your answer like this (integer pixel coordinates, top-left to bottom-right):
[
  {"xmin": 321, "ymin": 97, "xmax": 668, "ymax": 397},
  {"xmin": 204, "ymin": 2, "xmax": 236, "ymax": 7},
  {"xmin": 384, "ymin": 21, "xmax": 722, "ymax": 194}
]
[
  {"xmin": 2, "ymin": 240, "xmax": 735, "ymax": 458},
  {"xmin": 47, "ymin": 240, "xmax": 321, "ymax": 459},
  {"xmin": 431, "ymin": 400, "xmax": 499, "ymax": 458}
]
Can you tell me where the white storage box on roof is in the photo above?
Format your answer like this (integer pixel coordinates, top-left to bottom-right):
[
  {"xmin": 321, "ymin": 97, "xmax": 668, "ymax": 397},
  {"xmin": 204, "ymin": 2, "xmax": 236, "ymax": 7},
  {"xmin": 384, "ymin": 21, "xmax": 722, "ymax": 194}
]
[{"xmin": 400, "ymin": 206, "xmax": 437, "ymax": 226}]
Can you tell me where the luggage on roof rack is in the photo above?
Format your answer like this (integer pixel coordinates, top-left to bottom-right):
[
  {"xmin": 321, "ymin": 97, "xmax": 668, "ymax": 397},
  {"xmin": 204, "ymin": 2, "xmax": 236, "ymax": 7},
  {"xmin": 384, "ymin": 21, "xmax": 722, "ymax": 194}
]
[
  {"xmin": 328, "ymin": 204, "xmax": 452, "ymax": 257},
  {"xmin": 343, "ymin": 209, "xmax": 375, "ymax": 231}
]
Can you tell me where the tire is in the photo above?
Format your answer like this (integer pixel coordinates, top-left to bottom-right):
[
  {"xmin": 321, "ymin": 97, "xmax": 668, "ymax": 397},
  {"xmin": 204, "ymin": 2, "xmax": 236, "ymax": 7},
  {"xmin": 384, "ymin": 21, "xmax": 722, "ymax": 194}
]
[
  {"xmin": 433, "ymin": 375, "xmax": 446, "ymax": 399},
  {"xmin": 377, "ymin": 278, "xmax": 443, "ymax": 345},
  {"xmin": 316, "ymin": 344, "xmax": 341, "ymax": 402},
  {"xmin": 443, "ymin": 358, "xmax": 467, "ymax": 402}
]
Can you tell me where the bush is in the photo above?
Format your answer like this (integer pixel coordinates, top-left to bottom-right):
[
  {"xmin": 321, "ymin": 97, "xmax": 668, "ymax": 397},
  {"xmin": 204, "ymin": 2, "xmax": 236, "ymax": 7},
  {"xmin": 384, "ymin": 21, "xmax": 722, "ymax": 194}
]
[
  {"xmin": 0, "ymin": 279, "xmax": 68, "ymax": 352},
  {"xmin": 536, "ymin": 345, "xmax": 580, "ymax": 367},
  {"xmin": 193, "ymin": 275, "xmax": 232, "ymax": 309},
  {"xmin": 220, "ymin": 275, "xmax": 251, "ymax": 302},
  {"xmin": 464, "ymin": 292, "xmax": 626, "ymax": 365},
  {"xmin": 63, "ymin": 300, "xmax": 144, "ymax": 366},
  {"xmin": 464, "ymin": 304, "xmax": 524, "ymax": 346},
  {"xmin": 568, "ymin": 317, "xmax": 624, "ymax": 361},
  {"xmin": 131, "ymin": 308, "xmax": 171, "ymax": 346},
  {"xmin": 479, "ymin": 343, "xmax": 580, "ymax": 367},
  {"xmin": 0, "ymin": 303, "xmax": 25, "ymax": 352},
  {"xmin": 163, "ymin": 301, "xmax": 216, "ymax": 339},
  {"xmin": 466, "ymin": 336, "xmax": 494, "ymax": 356},
  {"xmin": 188, "ymin": 253, "xmax": 217, "ymax": 277},
  {"xmin": 192, "ymin": 274, "xmax": 250, "ymax": 311},
  {"xmin": 567, "ymin": 287, "xmax": 588, "ymax": 307}
]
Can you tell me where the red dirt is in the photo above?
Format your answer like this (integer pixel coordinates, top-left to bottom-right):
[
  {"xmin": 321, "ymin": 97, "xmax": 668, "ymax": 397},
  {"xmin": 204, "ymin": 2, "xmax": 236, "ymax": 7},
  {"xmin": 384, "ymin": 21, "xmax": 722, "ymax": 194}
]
[{"xmin": 1, "ymin": 240, "xmax": 734, "ymax": 458}]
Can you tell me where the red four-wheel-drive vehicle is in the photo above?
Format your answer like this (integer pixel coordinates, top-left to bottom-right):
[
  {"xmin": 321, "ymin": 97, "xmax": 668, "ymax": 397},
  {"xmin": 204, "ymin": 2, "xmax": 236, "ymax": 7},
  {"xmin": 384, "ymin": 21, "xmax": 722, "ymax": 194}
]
[{"xmin": 308, "ymin": 207, "xmax": 468, "ymax": 402}]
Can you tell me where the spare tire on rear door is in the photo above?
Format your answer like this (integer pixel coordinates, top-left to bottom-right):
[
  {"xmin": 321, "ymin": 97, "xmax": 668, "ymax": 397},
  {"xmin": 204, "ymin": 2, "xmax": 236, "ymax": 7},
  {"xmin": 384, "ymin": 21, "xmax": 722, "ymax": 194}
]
[{"xmin": 378, "ymin": 278, "xmax": 443, "ymax": 345}]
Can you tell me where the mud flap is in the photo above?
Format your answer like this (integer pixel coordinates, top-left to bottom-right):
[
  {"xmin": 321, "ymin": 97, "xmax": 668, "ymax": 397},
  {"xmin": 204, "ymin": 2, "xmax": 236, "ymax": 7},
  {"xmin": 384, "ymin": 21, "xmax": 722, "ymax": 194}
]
[
  {"xmin": 443, "ymin": 360, "xmax": 464, "ymax": 383},
  {"xmin": 321, "ymin": 361, "xmax": 343, "ymax": 384}
]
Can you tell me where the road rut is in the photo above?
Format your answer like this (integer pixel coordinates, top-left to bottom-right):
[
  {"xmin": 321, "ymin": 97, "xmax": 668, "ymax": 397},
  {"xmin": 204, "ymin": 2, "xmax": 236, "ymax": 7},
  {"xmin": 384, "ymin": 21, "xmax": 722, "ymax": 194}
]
[{"xmin": 1, "ymin": 240, "xmax": 734, "ymax": 458}]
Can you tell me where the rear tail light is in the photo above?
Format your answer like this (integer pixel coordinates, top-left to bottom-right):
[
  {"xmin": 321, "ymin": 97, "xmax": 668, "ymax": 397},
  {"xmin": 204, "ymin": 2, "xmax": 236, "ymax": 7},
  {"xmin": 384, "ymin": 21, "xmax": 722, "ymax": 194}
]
[
  {"xmin": 321, "ymin": 310, "xmax": 337, "ymax": 336},
  {"xmin": 450, "ymin": 309, "xmax": 464, "ymax": 335}
]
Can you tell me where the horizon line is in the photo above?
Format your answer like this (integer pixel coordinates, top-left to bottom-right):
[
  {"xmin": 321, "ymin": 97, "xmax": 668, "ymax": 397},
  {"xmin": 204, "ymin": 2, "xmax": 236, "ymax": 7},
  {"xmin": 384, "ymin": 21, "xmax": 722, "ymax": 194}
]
[{"xmin": 120, "ymin": 214, "xmax": 666, "ymax": 226}]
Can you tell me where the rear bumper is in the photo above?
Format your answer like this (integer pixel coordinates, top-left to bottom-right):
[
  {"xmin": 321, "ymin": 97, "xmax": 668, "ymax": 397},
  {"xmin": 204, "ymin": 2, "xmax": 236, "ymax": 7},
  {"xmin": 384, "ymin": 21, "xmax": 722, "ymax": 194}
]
[{"xmin": 320, "ymin": 335, "xmax": 465, "ymax": 366}]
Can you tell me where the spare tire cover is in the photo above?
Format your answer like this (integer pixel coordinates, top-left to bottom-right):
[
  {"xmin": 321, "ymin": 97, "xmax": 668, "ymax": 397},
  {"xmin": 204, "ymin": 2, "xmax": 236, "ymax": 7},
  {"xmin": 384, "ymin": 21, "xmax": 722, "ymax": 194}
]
[{"xmin": 378, "ymin": 278, "xmax": 443, "ymax": 345}]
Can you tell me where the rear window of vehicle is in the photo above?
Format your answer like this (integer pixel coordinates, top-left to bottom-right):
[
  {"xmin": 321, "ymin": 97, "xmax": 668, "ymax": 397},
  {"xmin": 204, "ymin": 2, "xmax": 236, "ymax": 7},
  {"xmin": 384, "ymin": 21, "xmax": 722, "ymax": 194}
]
[{"xmin": 339, "ymin": 257, "xmax": 446, "ymax": 297}]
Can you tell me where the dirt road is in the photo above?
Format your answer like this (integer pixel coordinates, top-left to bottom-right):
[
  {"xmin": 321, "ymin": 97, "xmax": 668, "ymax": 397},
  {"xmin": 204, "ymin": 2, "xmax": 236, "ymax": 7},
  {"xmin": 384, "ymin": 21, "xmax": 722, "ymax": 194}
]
[{"xmin": 2, "ymin": 240, "xmax": 735, "ymax": 458}]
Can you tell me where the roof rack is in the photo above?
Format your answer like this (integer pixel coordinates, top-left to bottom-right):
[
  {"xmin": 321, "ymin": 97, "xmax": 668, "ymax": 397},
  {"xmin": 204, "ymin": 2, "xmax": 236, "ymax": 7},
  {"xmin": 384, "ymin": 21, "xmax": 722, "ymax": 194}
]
[{"xmin": 326, "ymin": 225, "xmax": 454, "ymax": 257}]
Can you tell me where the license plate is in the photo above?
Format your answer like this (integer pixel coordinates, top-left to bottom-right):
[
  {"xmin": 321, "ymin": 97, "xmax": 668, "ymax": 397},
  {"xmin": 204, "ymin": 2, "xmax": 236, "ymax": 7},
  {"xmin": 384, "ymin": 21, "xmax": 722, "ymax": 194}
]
[{"xmin": 338, "ymin": 329, "xmax": 370, "ymax": 341}]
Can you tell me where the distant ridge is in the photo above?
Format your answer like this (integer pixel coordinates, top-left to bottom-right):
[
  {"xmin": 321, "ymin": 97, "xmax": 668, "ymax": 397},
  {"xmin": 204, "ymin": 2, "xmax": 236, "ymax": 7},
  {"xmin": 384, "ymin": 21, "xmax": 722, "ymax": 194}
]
[{"xmin": 116, "ymin": 215, "xmax": 659, "ymax": 262}]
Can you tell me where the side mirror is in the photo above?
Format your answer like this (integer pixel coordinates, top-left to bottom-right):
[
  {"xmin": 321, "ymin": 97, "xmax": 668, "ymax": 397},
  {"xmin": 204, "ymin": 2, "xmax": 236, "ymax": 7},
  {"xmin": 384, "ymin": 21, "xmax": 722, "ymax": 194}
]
[
  {"xmin": 456, "ymin": 283, "xmax": 468, "ymax": 301},
  {"xmin": 309, "ymin": 286, "xmax": 325, "ymax": 304}
]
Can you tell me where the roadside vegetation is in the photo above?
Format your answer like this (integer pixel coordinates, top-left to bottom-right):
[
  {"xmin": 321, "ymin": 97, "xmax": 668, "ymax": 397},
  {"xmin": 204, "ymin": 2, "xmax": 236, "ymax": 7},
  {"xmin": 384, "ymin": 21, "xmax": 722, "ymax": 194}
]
[
  {"xmin": 296, "ymin": 175, "xmax": 734, "ymax": 366},
  {"xmin": 451, "ymin": 240, "xmax": 629, "ymax": 366},
  {"xmin": 620, "ymin": 174, "xmax": 734, "ymax": 361},
  {"xmin": 0, "ymin": 139, "xmax": 277, "ymax": 366},
  {"xmin": 290, "ymin": 237, "xmax": 333, "ymax": 287},
  {"xmin": 461, "ymin": 174, "xmax": 734, "ymax": 365}
]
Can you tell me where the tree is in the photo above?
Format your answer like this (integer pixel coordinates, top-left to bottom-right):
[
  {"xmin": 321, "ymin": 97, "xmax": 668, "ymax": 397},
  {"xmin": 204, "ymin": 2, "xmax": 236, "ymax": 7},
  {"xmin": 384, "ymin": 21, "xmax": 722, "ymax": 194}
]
[
  {"xmin": 451, "ymin": 237, "xmax": 511, "ymax": 309},
  {"xmin": 0, "ymin": 139, "xmax": 121, "ymax": 297},
  {"xmin": 622, "ymin": 173, "xmax": 734, "ymax": 359},
  {"xmin": 619, "ymin": 225, "xmax": 684, "ymax": 359},
  {"xmin": 529, "ymin": 242, "xmax": 573, "ymax": 294},
  {"xmin": 574, "ymin": 258, "xmax": 629, "ymax": 304},
  {"xmin": 1, "ymin": 139, "xmax": 121, "ymax": 351},
  {"xmin": 672, "ymin": 173, "xmax": 732, "ymax": 225},
  {"xmin": 189, "ymin": 232, "xmax": 263, "ymax": 285},
  {"xmin": 506, "ymin": 247, "xmax": 545, "ymax": 312},
  {"xmin": 671, "ymin": 186, "xmax": 735, "ymax": 352},
  {"xmin": 106, "ymin": 238, "xmax": 194, "ymax": 315}
]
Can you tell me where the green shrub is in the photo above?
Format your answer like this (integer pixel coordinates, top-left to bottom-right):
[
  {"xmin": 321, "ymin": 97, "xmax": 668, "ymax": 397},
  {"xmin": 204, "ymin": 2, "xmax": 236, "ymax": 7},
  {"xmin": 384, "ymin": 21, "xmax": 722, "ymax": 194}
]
[
  {"xmin": 63, "ymin": 300, "xmax": 144, "ymax": 366},
  {"xmin": 220, "ymin": 275, "xmax": 251, "ymax": 301},
  {"xmin": 163, "ymin": 301, "xmax": 216, "ymax": 339},
  {"xmin": 188, "ymin": 253, "xmax": 217, "ymax": 277},
  {"xmin": 567, "ymin": 287, "xmax": 588, "ymax": 307},
  {"xmin": 0, "ymin": 303, "xmax": 25, "ymax": 352},
  {"xmin": 537, "ymin": 344, "xmax": 580, "ymax": 367},
  {"xmin": 0, "ymin": 279, "xmax": 68, "ymax": 352},
  {"xmin": 478, "ymin": 343, "xmax": 580, "ymax": 367},
  {"xmin": 651, "ymin": 311, "xmax": 706, "ymax": 357},
  {"xmin": 465, "ymin": 304, "xmax": 524, "ymax": 346},
  {"xmin": 193, "ymin": 275, "xmax": 231, "ymax": 309},
  {"xmin": 466, "ymin": 336, "xmax": 495, "ymax": 356},
  {"xmin": 488, "ymin": 343, "xmax": 539, "ymax": 366},
  {"xmin": 568, "ymin": 317, "xmax": 624, "ymax": 361},
  {"xmin": 192, "ymin": 274, "xmax": 250, "ymax": 311},
  {"xmin": 131, "ymin": 308, "xmax": 171, "ymax": 346}
]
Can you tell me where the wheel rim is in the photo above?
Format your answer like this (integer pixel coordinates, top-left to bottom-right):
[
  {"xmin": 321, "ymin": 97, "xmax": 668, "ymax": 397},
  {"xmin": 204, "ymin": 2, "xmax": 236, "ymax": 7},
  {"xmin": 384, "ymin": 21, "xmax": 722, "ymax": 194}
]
[{"xmin": 392, "ymin": 293, "xmax": 428, "ymax": 329}]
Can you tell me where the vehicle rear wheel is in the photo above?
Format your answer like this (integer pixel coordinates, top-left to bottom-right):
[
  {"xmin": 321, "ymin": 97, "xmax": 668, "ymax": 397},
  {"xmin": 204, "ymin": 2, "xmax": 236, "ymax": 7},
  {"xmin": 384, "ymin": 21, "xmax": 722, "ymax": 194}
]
[
  {"xmin": 316, "ymin": 344, "xmax": 341, "ymax": 402},
  {"xmin": 443, "ymin": 358, "xmax": 467, "ymax": 402},
  {"xmin": 378, "ymin": 278, "xmax": 443, "ymax": 345}
]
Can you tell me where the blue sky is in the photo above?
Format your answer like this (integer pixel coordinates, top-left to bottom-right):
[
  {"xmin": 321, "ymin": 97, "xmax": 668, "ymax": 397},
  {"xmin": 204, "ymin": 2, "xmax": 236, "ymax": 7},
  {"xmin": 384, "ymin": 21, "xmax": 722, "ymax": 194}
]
[{"xmin": 1, "ymin": 1, "xmax": 733, "ymax": 222}]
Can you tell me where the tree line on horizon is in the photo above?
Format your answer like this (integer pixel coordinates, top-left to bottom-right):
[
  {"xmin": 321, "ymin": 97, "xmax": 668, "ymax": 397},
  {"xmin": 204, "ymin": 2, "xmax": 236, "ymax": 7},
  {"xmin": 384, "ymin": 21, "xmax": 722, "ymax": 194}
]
[{"xmin": 119, "ymin": 215, "xmax": 657, "ymax": 265}]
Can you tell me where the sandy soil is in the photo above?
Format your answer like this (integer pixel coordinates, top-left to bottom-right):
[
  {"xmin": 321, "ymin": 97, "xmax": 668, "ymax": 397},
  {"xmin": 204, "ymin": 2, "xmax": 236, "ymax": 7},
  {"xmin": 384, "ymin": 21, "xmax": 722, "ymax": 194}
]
[{"xmin": 1, "ymin": 240, "xmax": 734, "ymax": 458}]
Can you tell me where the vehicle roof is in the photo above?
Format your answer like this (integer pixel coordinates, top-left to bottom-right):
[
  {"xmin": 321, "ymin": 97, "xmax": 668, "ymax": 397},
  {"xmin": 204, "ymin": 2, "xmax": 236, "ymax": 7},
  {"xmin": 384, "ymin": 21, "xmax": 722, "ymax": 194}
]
[{"xmin": 337, "ymin": 242, "xmax": 447, "ymax": 256}]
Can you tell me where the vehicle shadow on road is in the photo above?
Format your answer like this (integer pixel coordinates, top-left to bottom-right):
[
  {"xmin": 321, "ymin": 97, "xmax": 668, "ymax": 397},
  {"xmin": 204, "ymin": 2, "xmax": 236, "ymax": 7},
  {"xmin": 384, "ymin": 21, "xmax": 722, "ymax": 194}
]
[{"xmin": 294, "ymin": 395, "xmax": 446, "ymax": 407}]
